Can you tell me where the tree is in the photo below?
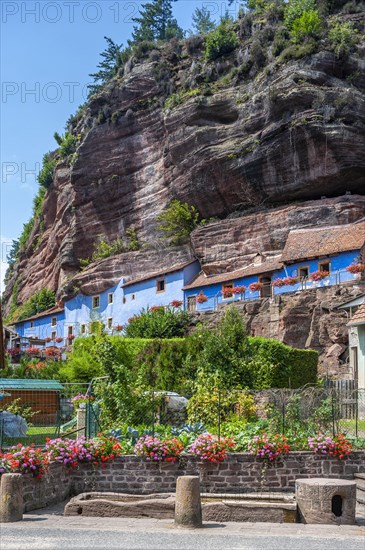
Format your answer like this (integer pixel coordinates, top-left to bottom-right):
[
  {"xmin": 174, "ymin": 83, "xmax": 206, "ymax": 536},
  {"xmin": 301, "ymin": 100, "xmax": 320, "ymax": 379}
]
[
  {"xmin": 88, "ymin": 36, "xmax": 124, "ymax": 96},
  {"xmin": 157, "ymin": 199, "xmax": 202, "ymax": 245},
  {"xmin": 131, "ymin": 0, "xmax": 184, "ymax": 43},
  {"xmin": 191, "ymin": 6, "xmax": 216, "ymax": 35}
]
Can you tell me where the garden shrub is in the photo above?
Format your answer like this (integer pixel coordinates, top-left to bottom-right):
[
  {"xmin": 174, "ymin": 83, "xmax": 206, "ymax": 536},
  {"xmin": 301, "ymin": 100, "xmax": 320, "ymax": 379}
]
[{"xmin": 125, "ymin": 306, "xmax": 191, "ymax": 339}]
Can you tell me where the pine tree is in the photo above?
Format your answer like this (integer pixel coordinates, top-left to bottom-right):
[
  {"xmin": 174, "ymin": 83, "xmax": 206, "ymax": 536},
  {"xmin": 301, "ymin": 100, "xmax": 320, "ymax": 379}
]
[
  {"xmin": 88, "ymin": 37, "xmax": 124, "ymax": 96},
  {"xmin": 131, "ymin": 0, "xmax": 184, "ymax": 43},
  {"xmin": 191, "ymin": 6, "xmax": 216, "ymax": 35}
]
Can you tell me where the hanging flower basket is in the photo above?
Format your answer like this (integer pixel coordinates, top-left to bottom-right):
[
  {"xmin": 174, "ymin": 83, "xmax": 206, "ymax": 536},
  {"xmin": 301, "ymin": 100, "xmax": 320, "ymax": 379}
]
[
  {"xmin": 249, "ymin": 282, "xmax": 263, "ymax": 292},
  {"xmin": 196, "ymin": 292, "xmax": 208, "ymax": 304},
  {"xmin": 44, "ymin": 337, "xmax": 52, "ymax": 343},
  {"xmin": 55, "ymin": 337, "xmax": 63, "ymax": 343},
  {"xmin": 114, "ymin": 324, "xmax": 123, "ymax": 332},
  {"xmin": 310, "ymin": 270, "xmax": 329, "ymax": 282},
  {"xmin": 346, "ymin": 263, "xmax": 365, "ymax": 274}
]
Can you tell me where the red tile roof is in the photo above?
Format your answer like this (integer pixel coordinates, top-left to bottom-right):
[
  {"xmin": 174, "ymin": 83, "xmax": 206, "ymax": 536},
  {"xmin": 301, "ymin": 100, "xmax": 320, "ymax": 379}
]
[
  {"xmin": 122, "ymin": 260, "xmax": 197, "ymax": 288},
  {"xmin": 282, "ymin": 221, "xmax": 365, "ymax": 263},
  {"xmin": 347, "ymin": 302, "xmax": 365, "ymax": 326},
  {"xmin": 183, "ymin": 256, "xmax": 283, "ymax": 290}
]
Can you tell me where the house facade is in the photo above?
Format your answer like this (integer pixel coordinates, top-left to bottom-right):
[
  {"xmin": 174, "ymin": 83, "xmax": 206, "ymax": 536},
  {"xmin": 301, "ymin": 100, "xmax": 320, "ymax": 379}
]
[
  {"xmin": 11, "ymin": 261, "xmax": 201, "ymax": 344},
  {"xmin": 14, "ymin": 306, "xmax": 66, "ymax": 348},
  {"xmin": 342, "ymin": 297, "xmax": 365, "ymax": 390},
  {"xmin": 184, "ymin": 221, "xmax": 365, "ymax": 312}
]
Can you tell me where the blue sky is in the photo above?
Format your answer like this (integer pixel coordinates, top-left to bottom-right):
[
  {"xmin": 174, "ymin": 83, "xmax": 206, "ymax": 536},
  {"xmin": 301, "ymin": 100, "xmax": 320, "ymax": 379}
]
[{"xmin": 0, "ymin": 1, "xmax": 242, "ymax": 292}]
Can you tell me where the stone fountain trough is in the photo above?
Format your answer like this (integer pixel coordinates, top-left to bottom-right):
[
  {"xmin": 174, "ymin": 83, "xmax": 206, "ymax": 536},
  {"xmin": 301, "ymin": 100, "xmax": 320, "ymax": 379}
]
[{"xmin": 64, "ymin": 491, "xmax": 297, "ymax": 523}]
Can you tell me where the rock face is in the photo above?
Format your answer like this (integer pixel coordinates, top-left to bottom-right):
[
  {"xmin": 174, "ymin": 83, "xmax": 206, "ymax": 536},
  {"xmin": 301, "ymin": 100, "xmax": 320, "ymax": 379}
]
[
  {"xmin": 3, "ymin": 14, "xmax": 365, "ymax": 317},
  {"xmin": 191, "ymin": 195, "xmax": 365, "ymax": 273}
]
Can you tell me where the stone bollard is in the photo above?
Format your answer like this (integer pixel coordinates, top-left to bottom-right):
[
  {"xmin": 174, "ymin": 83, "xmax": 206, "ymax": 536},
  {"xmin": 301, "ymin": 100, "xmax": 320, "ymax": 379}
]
[
  {"xmin": 76, "ymin": 406, "xmax": 86, "ymax": 437},
  {"xmin": 296, "ymin": 478, "xmax": 356, "ymax": 525},
  {"xmin": 175, "ymin": 476, "xmax": 202, "ymax": 528},
  {"xmin": 0, "ymin": 474, "xmax": 23, "ymax": 523}
]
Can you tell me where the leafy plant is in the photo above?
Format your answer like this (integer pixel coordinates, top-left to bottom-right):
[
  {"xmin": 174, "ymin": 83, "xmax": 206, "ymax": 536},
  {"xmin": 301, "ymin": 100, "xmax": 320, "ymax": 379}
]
[
  {"xmin": 204, "ymin": 20, "xmax": 239, "ymax": 61},
  {"xmin": 157, "ymin": 199, "xmax": 202, "ymax": 245},
  {"xmin": 1, "ymin": 398, "xmax": 38, "ymax": 424},
  {"xmin": 37, "ymin": 153, "xmax": 57, "ymax": 188},
  {"xmin": 290, "ymin": 9, "xmax": 322, "ymax": 43},
  {"xmin": 58, "ymin": 133, "xmax": 78, "ymax": 158},
  {"xmin": 125, "ymin": 306, "xmax": 191, "ymax": 338},
  {"xmin": 328, "ymin": 20, "xmax": 358, "ymax": 57}
]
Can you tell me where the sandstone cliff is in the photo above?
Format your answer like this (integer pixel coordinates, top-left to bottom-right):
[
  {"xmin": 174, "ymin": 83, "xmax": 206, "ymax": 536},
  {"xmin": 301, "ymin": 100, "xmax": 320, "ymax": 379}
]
[{"xmin": 4, "ymin": 10, "xmax": 365, "ymax": 318}]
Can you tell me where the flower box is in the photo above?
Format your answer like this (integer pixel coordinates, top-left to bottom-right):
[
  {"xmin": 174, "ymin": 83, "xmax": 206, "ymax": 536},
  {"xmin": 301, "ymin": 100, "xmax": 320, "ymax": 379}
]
[
  {"xmin": 310, "ymin": 270, "xmax": 329, "ymax": 282},
  {"xmin": 346, "ymin": 263, "xmax": 364, "ymax": 274},
  {"xmin": 248, "ymin": 282, "xmax": 263, "ymax": 292}
]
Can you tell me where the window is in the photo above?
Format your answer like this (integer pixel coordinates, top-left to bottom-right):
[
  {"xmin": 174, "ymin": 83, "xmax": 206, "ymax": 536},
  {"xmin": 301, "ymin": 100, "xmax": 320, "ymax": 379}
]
[
  {"xmin": 123, "ymin": 296, "xmax": 126, "ymax": 304},
  {"xmin": 51, "ymin": 317, "xmax": 57, "ymax": 326},
  {"xmin": 319, "ymin": 261, "xmax": 330, "ymax": 273},
  {"xmin": 107, "ymin": 317, "xmax": 113, "ymax": 329},
  {"xmin": 298, "ymin": 266, "xmax": 309, "ymax": 279},
  {"xmin": 30, "ymin": 321, "xmax": 34, "ymax": 328},
  {"xmin": 132, "ymin": 294, "xmax": 135, "ymax": 300},
  {"xmin": 108, "ymin": 293, "xmax": 113, "ymax": 305},
  {"xmin": 80, "ymin": 324, "xmax": 86, "ymax": 335},
  {"xmin": 68, "ymin": 326, "xmax": 73, "ymax": 336},
  {"xmin": 156, "ymin": 279, "xmax": 166, "ymax": 293},
  {"xmin": 51, "ymin": 331, "xmax": 56, "ymax": 340},
  {"xmin": 92, "ymin": 296, "xmax": 100, "ymax": 309},
  {"xmin": 222, "ymin": 282, "xmax": 234, "ymax": 299}
]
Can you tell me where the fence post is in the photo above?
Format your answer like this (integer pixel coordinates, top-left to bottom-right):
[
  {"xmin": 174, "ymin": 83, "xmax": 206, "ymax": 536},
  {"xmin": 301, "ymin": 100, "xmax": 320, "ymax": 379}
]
[
  {"xmin": 355, "ymin": 390, "xmax": 358, "ymax": 439},
  {"xmin": 217, "ymin": 389, "xmax": 221, "ymax": 442},
  {"xmin": 151, "ymin": 390, "xmax": 155, "ymax": 437},
  {"xmin": 282, "ymin": 401, "xmax": 285, "ymax": 435},
  {"xmin": 331, "ymin": 391, "xmax": 336, "ymax": 435}
]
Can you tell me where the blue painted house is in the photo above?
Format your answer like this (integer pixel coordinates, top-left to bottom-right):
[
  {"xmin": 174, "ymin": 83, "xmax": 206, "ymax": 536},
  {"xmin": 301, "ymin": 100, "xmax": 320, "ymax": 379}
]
[
  {"xmin": 63, "ymin": 260, "xmax": 200, "ymax": 337},
  {"xmin": 184, "ymin": 221, "xmax": 365, "ymax": 311},
  {"xmin": 14, "ymin": 306, "xmax": 66, "ymax": 348}
]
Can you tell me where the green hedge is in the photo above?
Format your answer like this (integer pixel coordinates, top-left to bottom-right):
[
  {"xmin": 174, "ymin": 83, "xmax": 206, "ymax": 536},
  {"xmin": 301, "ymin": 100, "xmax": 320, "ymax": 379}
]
[
  {"xmin": 246, "ymin": 337, "xmax": 318, "ymax": 388},
  {"xmin": 66, "ymin": 334, "xmax": 317, "ymax": 390}
]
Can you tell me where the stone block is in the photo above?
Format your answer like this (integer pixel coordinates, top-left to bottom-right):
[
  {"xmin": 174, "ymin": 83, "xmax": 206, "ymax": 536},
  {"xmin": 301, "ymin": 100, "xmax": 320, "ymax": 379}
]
[
  {"xmin": 175, "ymin": 476, "xmax": 202, "ymax": 528},
  {"xmin": 296, "ymin": 478, "xmax": 356, "ymax": 525},
  {"xmin": 0, "ymin": 474, "xmax": 23, "ymax": 522}
]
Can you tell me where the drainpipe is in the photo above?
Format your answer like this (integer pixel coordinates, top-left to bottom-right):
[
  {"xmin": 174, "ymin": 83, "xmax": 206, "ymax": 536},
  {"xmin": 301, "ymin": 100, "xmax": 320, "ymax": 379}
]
[{"xmin": 0, "ymin": 302, "xmax": 5, "ymax": 369}]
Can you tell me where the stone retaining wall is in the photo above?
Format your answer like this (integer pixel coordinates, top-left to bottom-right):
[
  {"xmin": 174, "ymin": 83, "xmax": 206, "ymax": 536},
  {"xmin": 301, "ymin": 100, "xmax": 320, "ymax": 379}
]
[{"xmin": 20, "ymin": 451, "xmax": 364, "ymax": 512}]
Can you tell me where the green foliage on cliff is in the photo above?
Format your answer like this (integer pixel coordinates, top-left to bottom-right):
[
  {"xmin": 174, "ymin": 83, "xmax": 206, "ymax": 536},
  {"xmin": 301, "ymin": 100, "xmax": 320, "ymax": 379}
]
[
  {"xmin": 131, "ymin": 0, "xmax": 184, "ymax": 43},
  {"xmin": 204, "ymin": 19, "xmax": 239, "ymax": 60},
  {"xmin": 38, "ymin": 153, "xmax": 57, "ymax": 189},
  {"xmin": 7, "ymin": 288, "xmax": 56, "ymax": 324},
  {"xmin": 190, "ymin": 6, "xmax": 216, "ymax": 35},
  {"xmin": 157, "ymin": 200, "xmax": 202, "ymax": 245},
  {"xmin": 328, "ymin": 20, "xmax": 359, "ymax": 57}
]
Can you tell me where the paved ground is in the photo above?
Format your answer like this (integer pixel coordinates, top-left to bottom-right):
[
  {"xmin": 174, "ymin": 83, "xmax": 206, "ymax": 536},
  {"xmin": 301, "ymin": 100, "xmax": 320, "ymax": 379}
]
[{"xmin": 0, "ymin": 503, "xmax": 364, "ymax": 550}]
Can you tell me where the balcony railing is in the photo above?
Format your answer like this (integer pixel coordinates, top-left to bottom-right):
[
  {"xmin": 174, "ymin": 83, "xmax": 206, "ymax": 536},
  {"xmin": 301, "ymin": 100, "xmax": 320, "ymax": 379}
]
[{"xmin": 194, "ymin": 269, "xmax": 361, "ymax": 312}]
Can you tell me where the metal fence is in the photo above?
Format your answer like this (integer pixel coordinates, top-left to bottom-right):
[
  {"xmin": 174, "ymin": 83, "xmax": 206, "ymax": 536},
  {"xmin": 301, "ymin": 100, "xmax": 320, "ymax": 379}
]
[{"xmin": 0, "ymin": 382, "xmax": 364, "ymax": 449}]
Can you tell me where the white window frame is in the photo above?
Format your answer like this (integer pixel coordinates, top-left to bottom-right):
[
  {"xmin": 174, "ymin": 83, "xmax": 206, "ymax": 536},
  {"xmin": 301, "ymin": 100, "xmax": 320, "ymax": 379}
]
[
  {"xmin": 108, "ymin": 293, "xmax": 113, "ymax": 305},
  {"xmin": 107, "ymin": 317, "xmax": 113, "ymax": 329}
]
